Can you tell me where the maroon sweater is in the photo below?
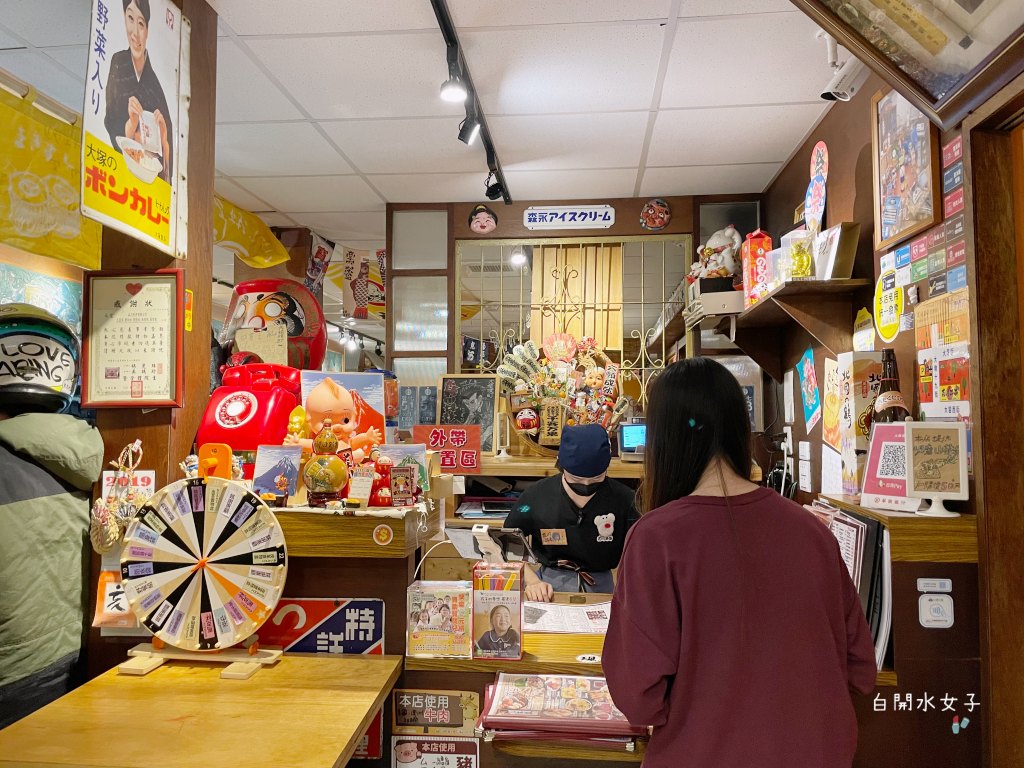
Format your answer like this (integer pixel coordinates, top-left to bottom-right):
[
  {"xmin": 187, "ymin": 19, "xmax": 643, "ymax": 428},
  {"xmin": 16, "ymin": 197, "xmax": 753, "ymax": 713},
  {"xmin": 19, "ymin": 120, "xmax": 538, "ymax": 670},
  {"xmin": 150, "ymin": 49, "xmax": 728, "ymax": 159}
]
[{"xmin": 603, "ymin": 488, "xmax": 876, "ymax": 768}]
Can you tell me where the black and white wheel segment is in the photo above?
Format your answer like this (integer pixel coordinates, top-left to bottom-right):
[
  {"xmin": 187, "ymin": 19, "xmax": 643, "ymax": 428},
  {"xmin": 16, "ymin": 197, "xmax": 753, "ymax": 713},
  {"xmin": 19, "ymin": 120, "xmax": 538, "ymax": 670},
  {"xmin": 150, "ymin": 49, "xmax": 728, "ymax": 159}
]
[{"xmin": 120, "ymin": 477, "xmax": 288, "ymax": 651}]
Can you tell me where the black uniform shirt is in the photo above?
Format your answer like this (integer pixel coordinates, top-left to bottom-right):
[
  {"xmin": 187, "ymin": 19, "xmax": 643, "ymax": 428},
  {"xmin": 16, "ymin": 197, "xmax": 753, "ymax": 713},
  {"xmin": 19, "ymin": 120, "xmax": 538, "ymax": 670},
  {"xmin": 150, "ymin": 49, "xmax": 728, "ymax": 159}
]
[{"xmin": 504, "ymin": 474, "xmax": 639, "ymax": 573}]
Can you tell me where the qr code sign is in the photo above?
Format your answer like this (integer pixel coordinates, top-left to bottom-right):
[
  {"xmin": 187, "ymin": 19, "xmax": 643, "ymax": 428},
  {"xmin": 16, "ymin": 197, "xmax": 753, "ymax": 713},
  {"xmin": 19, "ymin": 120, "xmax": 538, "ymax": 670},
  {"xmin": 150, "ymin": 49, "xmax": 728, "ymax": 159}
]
[{"xmin": 878, "ymin": 441, "xmax": 906, "ymax": 479}]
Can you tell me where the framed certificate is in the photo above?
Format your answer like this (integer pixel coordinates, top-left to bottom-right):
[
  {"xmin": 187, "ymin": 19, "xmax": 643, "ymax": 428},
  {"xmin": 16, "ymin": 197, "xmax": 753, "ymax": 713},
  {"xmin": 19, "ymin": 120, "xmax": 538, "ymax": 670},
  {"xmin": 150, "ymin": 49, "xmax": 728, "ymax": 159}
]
[{"xmin": 82, "ymin": 269, "xmax": 184, "ymax": 407}]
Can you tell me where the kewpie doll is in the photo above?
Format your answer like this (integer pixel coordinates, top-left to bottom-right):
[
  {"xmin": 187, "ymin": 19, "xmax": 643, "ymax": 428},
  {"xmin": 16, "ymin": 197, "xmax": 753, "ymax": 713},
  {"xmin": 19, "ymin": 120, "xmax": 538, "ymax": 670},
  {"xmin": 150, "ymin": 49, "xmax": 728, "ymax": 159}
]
[{"xmin": 284, "ymin": 378, "xmax": 382, "ymax": 467}]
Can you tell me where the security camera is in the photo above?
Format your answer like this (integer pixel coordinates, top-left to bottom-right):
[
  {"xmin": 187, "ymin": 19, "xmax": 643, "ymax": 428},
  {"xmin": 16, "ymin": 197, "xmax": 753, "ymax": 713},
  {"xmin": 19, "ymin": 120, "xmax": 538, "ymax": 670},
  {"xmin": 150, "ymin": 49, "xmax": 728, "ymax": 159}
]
[{"xmin": 821, "ymin": 57, "xmax": 863, "ymax": 102}]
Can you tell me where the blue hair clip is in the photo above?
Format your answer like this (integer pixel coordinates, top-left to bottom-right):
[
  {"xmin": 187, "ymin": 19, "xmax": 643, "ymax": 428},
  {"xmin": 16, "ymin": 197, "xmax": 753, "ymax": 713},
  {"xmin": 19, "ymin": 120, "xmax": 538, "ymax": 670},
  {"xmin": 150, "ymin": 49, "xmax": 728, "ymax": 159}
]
[{"xmin": 688, "ymin": 418, "xmax": 703, "ymax": 431}]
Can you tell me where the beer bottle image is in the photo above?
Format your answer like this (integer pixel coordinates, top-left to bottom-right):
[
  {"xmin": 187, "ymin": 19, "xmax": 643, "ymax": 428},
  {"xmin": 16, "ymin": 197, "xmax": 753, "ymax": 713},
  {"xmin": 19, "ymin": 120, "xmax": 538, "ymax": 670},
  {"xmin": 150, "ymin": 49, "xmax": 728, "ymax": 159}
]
[{"xmin": 873, "ymin": 348, "xmax": 910, "ymax": 423}]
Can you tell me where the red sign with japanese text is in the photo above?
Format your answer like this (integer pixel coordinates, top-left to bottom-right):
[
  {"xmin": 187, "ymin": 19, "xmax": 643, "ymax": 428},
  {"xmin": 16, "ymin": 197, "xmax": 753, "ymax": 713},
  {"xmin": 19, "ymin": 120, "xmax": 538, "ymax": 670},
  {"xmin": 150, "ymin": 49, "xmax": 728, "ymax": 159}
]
[
  {"xmin": 942, "ymin": 135, "xmax": 962, "ymax": 169},
  {"xmin": 413, "ymin": 425, "xmax": 482, "ymax": 475}
]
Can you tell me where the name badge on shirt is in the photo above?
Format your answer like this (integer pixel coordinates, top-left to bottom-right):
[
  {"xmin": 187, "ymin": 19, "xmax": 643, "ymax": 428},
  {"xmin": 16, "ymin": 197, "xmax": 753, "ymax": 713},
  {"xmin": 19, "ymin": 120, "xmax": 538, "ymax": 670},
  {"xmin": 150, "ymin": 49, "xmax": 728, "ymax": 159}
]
[{"xmin": 540, "ymin": 529, "xmax": 568, "ymax": 546}]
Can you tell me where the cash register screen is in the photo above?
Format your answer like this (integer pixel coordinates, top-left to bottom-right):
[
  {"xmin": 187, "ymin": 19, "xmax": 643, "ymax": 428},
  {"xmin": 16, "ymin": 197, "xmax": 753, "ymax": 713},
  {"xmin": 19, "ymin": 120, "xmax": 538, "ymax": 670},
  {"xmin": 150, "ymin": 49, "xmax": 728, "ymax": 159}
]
[{"xmin": 620, "ymin": 424, "xmax": 646, "ymax": 452}]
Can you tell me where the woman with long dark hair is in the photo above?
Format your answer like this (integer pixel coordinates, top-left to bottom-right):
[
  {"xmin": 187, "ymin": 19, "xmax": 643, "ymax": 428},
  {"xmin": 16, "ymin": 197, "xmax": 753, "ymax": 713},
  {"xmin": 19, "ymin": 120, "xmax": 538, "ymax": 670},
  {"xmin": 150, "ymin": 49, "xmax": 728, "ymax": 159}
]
[{"xmin": 603, "ymin": 357, "xmax": 875, "ymax": 768}]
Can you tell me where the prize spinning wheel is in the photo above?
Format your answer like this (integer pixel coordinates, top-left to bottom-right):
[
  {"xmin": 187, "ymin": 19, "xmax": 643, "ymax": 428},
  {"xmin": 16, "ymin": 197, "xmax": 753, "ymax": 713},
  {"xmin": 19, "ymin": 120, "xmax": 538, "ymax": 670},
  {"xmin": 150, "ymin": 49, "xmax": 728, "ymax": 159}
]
[{"xmin": 120, "ymin": 477, "xmax": 287, "ymax": 651}]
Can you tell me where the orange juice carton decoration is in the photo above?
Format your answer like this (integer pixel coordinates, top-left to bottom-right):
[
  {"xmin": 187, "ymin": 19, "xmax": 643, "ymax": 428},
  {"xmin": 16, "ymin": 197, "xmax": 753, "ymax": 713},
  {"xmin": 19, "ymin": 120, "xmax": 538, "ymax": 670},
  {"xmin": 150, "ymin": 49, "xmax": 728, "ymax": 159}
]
[
  {"xmin": 285, "ymin": 377, "xmax": 383, "ymax": 468},
  {"xmin": 741, "ymin": 229, "xmax": 773, "ymax": 309}
]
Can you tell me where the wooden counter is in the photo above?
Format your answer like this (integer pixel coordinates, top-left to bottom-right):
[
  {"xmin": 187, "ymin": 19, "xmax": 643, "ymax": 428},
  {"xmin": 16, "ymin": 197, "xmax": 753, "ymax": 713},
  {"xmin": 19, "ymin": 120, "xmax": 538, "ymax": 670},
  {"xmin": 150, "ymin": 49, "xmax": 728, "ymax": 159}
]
[
  {"xmin": 408, "ymin": 632, "xmax": 607, "ymax": 676},
  {"xmin": 0, "ymin": 655, "xmax": 402, "ymax": 768},
  {"xmin": 824, "ymin": 496, "xmax": 978, "ymax": 562}
]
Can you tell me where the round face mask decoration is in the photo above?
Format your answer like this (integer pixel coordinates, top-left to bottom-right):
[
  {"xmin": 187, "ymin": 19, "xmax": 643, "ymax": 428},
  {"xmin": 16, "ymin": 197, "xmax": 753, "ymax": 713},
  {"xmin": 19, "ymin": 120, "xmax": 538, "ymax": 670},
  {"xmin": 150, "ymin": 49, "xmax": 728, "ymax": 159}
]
[
  {"xmin": 468, "ymin": 204, "xmax": 498, "ymax": 235},
  {"xmin": 640, "ymin": 198, "xmax": 671, "ymax": 231}
]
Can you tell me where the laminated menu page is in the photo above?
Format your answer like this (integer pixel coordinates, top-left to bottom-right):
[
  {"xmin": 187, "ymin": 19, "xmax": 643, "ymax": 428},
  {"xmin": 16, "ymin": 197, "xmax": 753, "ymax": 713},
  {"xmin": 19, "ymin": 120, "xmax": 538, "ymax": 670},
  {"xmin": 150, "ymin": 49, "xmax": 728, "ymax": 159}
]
[
  {"xmin": 481, "ymin": 673, "xmax": 646, "ymax": 737},
  {"xmin": 406, "ymin": 581, "xmax": 472, "ymax": 658}
]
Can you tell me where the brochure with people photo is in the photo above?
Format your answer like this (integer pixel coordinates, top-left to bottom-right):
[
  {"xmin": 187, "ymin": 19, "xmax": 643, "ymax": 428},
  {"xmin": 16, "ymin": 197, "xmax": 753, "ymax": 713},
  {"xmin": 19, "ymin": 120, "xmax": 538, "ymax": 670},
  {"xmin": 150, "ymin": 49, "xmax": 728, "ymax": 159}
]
[{"xmin": 406, "ymin": 581, "xmax": 472, "ymax": 659}]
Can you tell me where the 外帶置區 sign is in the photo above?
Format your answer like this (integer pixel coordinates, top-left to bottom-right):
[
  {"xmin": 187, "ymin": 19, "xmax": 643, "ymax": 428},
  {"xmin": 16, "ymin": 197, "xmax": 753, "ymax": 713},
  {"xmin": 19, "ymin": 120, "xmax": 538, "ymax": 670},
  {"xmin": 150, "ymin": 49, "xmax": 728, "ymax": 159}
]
[
  {"xmin": 523, "ymin": 205, "xmax": 615, "ymax": 230},
  {"xmin": 81, "ymin": 0, "xmax": 187, "ymax": 255}
]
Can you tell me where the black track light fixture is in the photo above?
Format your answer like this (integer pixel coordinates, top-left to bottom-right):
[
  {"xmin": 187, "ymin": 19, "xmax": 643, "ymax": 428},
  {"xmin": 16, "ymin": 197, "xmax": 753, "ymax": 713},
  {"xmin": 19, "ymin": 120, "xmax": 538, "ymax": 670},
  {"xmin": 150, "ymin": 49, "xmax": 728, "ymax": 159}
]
[
  {"xmin": 484, "ymin": 171, "xmax": 504, "ymax": 201},
  {"xmin": 374, "ymin": 341, "xmax": 382, "ymax": 356},
  {"xmin": 439, "ymin": 44, "xmax": 467, "ymax": 103},
  {"xmin": 458, "ymin": 115, "xmax": 481, "ymax": 145}
]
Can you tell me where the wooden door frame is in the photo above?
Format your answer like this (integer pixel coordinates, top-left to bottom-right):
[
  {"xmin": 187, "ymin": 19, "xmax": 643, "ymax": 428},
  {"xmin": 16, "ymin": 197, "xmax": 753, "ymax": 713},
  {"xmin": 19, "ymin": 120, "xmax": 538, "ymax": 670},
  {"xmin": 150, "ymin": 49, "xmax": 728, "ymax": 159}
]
[{"xmin": 960, "ymin": 69, "xmax": 1024, "ymax": 768}]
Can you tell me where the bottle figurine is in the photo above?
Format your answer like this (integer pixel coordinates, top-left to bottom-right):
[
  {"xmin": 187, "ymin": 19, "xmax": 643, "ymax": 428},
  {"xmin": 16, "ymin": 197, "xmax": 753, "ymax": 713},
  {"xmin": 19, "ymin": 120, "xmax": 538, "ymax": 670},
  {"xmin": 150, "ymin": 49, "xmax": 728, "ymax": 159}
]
[
  {"xmin": 873, "ymin": 348, "xmax": 911, "ymax": 423},
  {"xmin": 302, "ymin": 418, "xmax": 349, "ymax": 508}
]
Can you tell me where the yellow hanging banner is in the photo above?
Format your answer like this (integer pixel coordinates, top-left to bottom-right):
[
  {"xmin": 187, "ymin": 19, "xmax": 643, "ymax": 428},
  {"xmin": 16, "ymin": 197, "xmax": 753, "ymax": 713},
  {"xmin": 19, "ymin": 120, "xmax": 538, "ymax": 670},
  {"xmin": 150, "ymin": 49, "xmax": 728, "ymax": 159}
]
[
  {"xmin": 0, "ymin": 88, "xmax": 102, "ymax": 269},
  {"xmin": 212, "ymin": 194, "xmax": 290, "ymax": 269}
]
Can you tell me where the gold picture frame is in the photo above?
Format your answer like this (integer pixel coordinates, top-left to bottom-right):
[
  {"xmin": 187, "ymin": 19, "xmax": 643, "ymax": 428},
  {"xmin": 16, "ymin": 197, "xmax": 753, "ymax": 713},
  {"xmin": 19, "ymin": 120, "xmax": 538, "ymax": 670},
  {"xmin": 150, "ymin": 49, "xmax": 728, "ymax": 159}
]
[{"xmin": 870, "ymin": 88, "xmax": 942, "ymax": 252}]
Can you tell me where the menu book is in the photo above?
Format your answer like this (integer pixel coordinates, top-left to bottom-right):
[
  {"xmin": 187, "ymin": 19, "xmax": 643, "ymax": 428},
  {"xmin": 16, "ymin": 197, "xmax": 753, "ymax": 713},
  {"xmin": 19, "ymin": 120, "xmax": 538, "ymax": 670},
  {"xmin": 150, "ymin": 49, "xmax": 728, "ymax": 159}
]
[{"xmin": 481, "ymin": 673, "xmax": 646, "ymax": 737}]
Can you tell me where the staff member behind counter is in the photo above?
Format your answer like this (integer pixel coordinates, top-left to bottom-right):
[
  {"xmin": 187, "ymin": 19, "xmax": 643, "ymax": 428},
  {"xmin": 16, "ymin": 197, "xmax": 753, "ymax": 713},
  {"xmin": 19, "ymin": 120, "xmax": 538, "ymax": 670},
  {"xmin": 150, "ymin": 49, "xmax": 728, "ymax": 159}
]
[{"xmin": 504, "ymin": 424, "xmax": 639, "ymax": 602}]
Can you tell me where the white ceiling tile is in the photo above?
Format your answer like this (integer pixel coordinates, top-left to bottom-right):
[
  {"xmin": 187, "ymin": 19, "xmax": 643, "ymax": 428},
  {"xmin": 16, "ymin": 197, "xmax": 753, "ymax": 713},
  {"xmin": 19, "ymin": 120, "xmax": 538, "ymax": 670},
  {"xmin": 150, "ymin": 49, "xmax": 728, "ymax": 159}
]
[
  {"xmin": 256, "ymin": 211, "xmax": 298, "ymax": 227},
  {"xmin": 0, "ymin": 1, "xmax": 90, "ymax": 47},
  {"xmin": 462, "ymin": 24, "xmax": 664, "ymax": 115},
  {"xmin": 0, "ymin": 49, "xmax": 83, "ymax": 110},
  {"xmin": 39, "ymin": 45, "xmax": 87, "ymax": 76},
  {"xmin": 640, "ymin": 163, "xmax": 781, "ymax": 197},
  {"xmin": 246, "ymin": 33, "xmax": 463, "ymax": 119},
  {"xmin": 289, "ymin": 211, "xmax": 387, "ymax": 240},
  {"xmin": 678, "ymin": 0, "xmax": 794, "ymax": 16},
  {"xmin": 208, "ymin": 0, "xmax": 438, "ymax": 36},
  {"xmin": 663, "ymin": 12, "xmax": 831, "ymax": 108},
  {"xmin": 216, "ymin": 39, "xmax": 303, "ymax": 122},
  {"xmin": 0, "ymin": 25, "xmax": 21, "ymax": 48},
  {"xmin": 320, "ymin": 118, "xmax": 487, "ymax": 174},
  {"xmin": 236, "ymin": 175, "xmax": 385, "ymax": 212},
  {"xmin": 215, "ymin": 177, "xmax": 273, "ymax": 211},
  {"xmin": 215, "ymin": 122, "xmax": 353, "ymax": 176},
  {"xmin": 449, "ymin": 0, "xmax": 670, "ymax": 27},
  {"xmin": 502, "ymin": 168, "xmax": 638, "ymax": 200},
  {"xmin": 367, "ymin": 173, "xmax": 484, "ymax": 203},
  {"xmin": 648, "ymin": 103, "xmax": 828, "ymax": 166},
  {"xmin": 488, "ymin": 112, "xmax": 649, "ymax": 171}
]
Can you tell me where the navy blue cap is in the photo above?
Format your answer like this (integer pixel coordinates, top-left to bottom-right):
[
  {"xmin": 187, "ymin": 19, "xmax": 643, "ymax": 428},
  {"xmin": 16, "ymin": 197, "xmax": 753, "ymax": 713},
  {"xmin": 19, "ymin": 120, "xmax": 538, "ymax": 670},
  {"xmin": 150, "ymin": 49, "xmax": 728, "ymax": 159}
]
[{"xmin": 558, "ymin": 424, "xmax": 611, "ymax": 478}]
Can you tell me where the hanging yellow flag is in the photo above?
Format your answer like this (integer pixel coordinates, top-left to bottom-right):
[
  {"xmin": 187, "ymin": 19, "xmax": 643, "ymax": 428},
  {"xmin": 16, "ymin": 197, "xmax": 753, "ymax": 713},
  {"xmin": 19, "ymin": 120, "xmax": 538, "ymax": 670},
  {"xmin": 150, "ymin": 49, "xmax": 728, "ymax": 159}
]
[
  {"xmin": 0, "ymin": 88, "xmax": 101, "ymax": 269},
  {"xmin": 212, "ymin": 195, "xmax": 290, "ymax": 269}
]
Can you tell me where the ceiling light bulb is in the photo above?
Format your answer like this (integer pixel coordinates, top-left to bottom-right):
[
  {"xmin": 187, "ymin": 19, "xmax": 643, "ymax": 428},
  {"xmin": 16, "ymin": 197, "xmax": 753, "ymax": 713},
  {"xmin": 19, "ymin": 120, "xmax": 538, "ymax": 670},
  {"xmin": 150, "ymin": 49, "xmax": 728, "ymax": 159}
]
[
  {"xmin": 458, "ymin": 117, "xmax": 481, "ymax": 145},
  {"xmin": 346, "ymin": 334, "xmax": 358, "ymax": 351},
  {"xmin": 509, "ymin": 247, "xmax": 527, "ymax": 268},
  {"xmin": 440, "ymin": 76, "xmax": 467, "ymax": 103}
]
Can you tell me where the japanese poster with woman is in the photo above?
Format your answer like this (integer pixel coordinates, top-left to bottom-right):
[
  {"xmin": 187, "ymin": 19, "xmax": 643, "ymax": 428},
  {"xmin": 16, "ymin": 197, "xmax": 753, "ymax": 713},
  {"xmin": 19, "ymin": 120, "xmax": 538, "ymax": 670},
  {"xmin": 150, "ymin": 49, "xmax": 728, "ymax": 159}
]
[{"xmin": 82, "ymin": 0, "xmax": 185, "ymax": 255}]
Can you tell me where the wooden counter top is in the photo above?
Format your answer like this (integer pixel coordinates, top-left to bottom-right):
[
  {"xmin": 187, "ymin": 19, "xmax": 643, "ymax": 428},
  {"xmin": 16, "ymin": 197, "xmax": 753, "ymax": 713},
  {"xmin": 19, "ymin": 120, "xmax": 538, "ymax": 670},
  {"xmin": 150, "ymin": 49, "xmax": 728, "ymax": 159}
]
[
  {"xmin": 824, "ymin": 496, "xmax": 978, "ymax": 562},
  {"xmin": 407, "ymin": 632, "xmax": 607, "ymax": 676},
  {"xmin": 0, "ymin": 655, "xmax": 402, "ymax": 768}
]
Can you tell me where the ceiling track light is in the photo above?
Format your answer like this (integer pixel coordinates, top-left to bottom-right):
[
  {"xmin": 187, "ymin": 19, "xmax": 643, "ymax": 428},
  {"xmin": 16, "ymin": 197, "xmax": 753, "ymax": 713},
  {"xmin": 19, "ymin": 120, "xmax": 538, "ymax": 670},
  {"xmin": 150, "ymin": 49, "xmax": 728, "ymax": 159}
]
[
  {"xmin": 374, "ymin": 341, "xmax": 383, "ymax": 356},
  {"xmin": 440, "ymin": 44, "xmax": 468, "ymax": 103},
  {"xmin": 431, "ymin": 0, "xmax": 511, "ymax": 204},
  {"xmin": 458, "ymin": 114, "xmax": 481, "ymax": 145},
  {"xmin": 484, "ymin": 171, "xmax": 504, "ymax": 201}
]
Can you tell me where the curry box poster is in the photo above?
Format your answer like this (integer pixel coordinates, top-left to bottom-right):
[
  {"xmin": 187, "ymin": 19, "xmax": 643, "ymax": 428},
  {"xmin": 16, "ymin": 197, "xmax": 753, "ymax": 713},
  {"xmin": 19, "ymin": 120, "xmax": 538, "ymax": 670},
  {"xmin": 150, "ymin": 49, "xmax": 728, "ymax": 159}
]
[{"xmin": 82, "ymin": 0, "xmax": 184, "ymax": 254}]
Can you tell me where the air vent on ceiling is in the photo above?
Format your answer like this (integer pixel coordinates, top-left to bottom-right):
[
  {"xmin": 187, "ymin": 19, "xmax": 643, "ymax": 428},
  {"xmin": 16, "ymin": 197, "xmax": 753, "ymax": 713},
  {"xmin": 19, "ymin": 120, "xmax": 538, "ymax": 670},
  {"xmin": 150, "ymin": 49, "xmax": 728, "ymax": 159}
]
[{"xmin": 465, "ymin": 264, "xmax": 506, "ymax": 274}]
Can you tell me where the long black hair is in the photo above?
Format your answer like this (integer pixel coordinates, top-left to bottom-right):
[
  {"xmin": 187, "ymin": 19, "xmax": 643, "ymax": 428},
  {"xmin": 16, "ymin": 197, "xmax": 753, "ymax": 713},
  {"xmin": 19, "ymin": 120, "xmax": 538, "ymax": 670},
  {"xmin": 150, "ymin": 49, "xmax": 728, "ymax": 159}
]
[{"xmin": 641, "ymin": 357, "xmax": 752, "ymax": 513}]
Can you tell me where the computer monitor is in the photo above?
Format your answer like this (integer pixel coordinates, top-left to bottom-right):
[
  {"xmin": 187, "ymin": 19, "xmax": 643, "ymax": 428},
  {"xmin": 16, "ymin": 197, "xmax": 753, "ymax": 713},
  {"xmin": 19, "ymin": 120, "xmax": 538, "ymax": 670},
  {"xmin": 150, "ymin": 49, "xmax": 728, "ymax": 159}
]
[{"xmin": 619, "ymin": 423, "xmax": 646, "ymax": 462}]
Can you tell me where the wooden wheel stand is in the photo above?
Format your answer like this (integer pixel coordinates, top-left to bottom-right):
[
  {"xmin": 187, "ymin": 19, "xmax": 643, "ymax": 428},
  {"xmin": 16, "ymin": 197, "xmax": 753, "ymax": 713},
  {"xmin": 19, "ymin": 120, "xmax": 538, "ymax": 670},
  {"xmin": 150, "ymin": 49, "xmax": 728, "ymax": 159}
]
[{"xmin": 117, "ymin": 636, "xmax": 283, "ymax": 680}]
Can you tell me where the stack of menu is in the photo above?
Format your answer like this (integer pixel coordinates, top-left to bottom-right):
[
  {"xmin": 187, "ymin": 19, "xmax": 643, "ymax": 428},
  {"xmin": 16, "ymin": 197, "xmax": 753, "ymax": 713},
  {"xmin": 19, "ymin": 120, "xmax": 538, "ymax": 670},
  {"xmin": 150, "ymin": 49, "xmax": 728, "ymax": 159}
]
[{"xmin": 478, "ymin": 673, "xmax": 646, "ymax": 752}]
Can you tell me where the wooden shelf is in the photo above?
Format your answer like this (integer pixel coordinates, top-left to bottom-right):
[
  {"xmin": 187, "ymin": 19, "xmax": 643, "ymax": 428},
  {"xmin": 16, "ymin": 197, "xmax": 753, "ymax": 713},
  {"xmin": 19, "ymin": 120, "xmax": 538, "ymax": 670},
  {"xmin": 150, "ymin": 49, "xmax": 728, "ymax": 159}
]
[
  {"xmin": 714, "ymin": 279, "xmax": 871, "ymax": 380},
  {"xmin": 490, "ymin": 737, "xmax": 645, "ymax": 763},
  {"xmin": 407, "ymin": 632, "xmax": 606, "ymax": 676},
  {"xmin": 277, "ymin": 507, "xmax": 431, "ymax": 558},
  {"xmin": 877, "ymin": 669, "xmax": 898, "ymax": 687},
  {"xmin": 824, "ymin": 496, "xmax": 978, "ymax": 563},
  {"xmin": 478, "ymin": 456, "xmax": 643, "ymax": 479}
]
